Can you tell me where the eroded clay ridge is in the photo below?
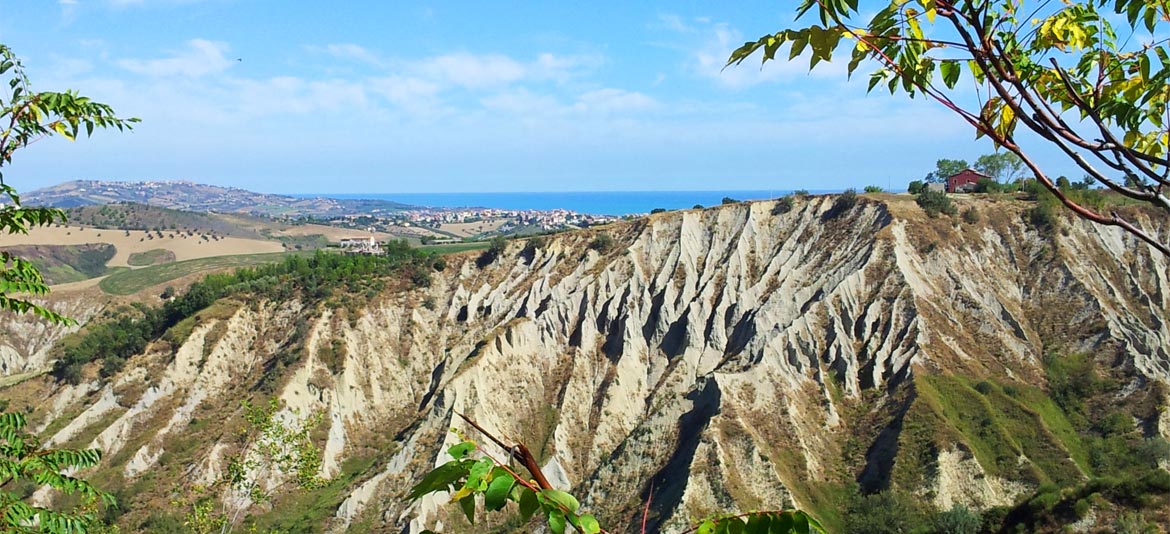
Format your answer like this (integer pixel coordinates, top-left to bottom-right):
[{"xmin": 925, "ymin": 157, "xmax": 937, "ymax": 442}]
[{"xmin": 8, "ymin": 195, "xmax": 1169, "ymax": 532}]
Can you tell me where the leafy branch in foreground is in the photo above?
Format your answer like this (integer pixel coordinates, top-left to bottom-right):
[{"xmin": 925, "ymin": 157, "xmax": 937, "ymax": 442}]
[
  {"xmin": 0, "ymin": 44, "xmax": 137, "ymax": 324},
  {"xmin": 408, "ymin": 413, "xmax": 824, "ymax": 534},
  {"xmin": 0, "ymin": 412, "xmax": 114, "ymax": 533},
  {"xmin": 174, "ymin": 399, "xmax": 327, "ymax": 534},
  {"xmin": 727, "ymin": 0, "xmax": 1170, "ymax": 255}
]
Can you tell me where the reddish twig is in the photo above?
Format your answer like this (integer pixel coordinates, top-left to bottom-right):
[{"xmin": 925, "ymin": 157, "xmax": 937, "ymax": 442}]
[
  {"xmin": 456, "ymin": 411, "xmax": 553, "ymax": 490},
  {"xmin": 640, "ymin": 483, "xmax": 653, "ymax": 534}
]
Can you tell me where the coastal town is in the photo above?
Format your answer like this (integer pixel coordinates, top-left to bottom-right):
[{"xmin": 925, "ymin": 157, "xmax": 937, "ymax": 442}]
[
  {"xmin": 25, "ymin": 180, "xmax": 624, "ymax": 242},
  {"xmin": 329, "ymin": 206, "xmax": 621, "ymax": 241}
]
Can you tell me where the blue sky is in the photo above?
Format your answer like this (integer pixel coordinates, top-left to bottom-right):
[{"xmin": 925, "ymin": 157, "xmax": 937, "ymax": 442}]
[{"xmin": 0, "ymin": 0, "xmax": 1077, "ymax": 194}]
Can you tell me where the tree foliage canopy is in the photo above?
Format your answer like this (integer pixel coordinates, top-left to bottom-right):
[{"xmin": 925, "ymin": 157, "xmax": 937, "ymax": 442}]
[
  {"xmin": 974, "ymin": 152, "xmax": 1025, "ymax": 183},
  {"xmin": 0, "ymin": 412, "xmax": 112, "ymax": 533},
  {"xmin": 924, "ymin": 158, "xmax": 969, "ymax": 183},
  {"xmin": 728, "ymin": 0, "xmax": 1170, "ymax": 254}
]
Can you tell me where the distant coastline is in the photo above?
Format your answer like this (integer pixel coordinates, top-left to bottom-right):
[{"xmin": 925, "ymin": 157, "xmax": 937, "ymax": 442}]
[{"xmin": 297, "ymin": 190, "xmax": 833, "ymax": 216}]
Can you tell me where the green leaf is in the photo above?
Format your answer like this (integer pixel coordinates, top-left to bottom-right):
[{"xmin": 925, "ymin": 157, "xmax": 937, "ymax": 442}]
[
  {"xmin": 769, "ymin": 512, "xmax": 794, "ymax": 533},
  {"xmin": 548, "ymin": 509, "xmax": 567, "ymax": 534},
  {"xmin": 518, "ymin": 487, "xmax": 540, "ymax": 521},
  {"xmin": 578, "ymin": 514, "xmax": 601, "ymax": 534},
  {"xmin": 447, "ymin": 441, "xmax": 475, "ymax": 460},
  {"xmin": 484, "ymin": 470, "xmax": 515, "ymax": 511},
  {"xmin": 746, "ymin": 512, "xmax": 771, "ymax": 533},
  {"xmin": 540, "ymin": 488, "xmax": 580, "ymax": 513},
  {"xmin": 792, "ymin": 511, "xmax": 811, "ymax": 534},
  {"xmin": 458, "ymin": 494, "xmax": 476, "ymax": 524},
  {"xmin": 698, "ymin": 519, "xmax": 717, "ymax": 534},
  {"xmin": 464, "ymin": 457, "xmax": 493, "ymax": 490},
  {"xmin": 939, "ymin": 61, "xmax": 961, "ymax": 89},
  {"xmin": 406, "ymin": 461, "xmax": 469, "ymax": 501}
]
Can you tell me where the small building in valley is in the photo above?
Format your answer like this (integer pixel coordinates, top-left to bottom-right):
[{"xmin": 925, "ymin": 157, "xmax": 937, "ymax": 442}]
[
  {"xmin": 946, "ymin": 169, "xmax": 990, "ymax": 193},
  {"xmin": 339, "ymin": 236, "xmax": 382, "ymax": 255}
]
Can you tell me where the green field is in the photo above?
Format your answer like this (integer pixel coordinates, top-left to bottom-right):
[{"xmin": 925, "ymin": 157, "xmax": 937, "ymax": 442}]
[
  {"xmin": 99, "ymin": 252, "xmax": 297, "ymax": 295},
  {"xmin": 127, "ymin": 248, "xmax": 176, "ymax": 266},
  {"xmin": 418, "ymin": 242, "xmax": 491, "ymax": 254}
]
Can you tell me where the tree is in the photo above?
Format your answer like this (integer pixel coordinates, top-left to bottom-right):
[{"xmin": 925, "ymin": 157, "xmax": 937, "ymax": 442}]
[
  {"xmin": 0, "ymin": 44, "xmax": 137, "ymax": 323},
  {"xmin": 907, "ymin": 180, "xmax": 925, "ymax": 194},
  {"xmin": 175, "ymin": 400, "xmax": 327, "ymax": 534},
  {"xmin": 974, "ymin": 152, "xmax": 1025, "ymax": 183},
  {"xmin": 0, "ymin": 43, "xmax": 134, "ymax": 533},
  {"xmin": 0, "ymin": 412, "xmax": 113, "ymax": 534},
  {"xmin": 923, "ymin": 158, "xmax": 968, "ymax": 183},
  {"xmin": 727, "ymin": 0, "xmax": 1170, "ymax": 255}
]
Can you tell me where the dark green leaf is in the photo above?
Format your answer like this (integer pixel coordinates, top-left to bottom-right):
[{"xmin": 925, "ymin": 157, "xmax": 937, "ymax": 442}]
[
  {"xmin": 458, "ymin": 494, "xmax": 476, "ymax": 524},
  {"xmin": 484, "ymin": 470, "xmax": 514, "ymax": 511},
  {"xmin": 406, "ymin": 461, "xmax": 469, "ymax": 501},
  {"xmin": 518, "ymin": 487, "xmax": 540, "ymax": 521}
]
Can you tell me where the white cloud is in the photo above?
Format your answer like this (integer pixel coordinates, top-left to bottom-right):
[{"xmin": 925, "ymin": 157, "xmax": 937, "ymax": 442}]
[
  {"xmin": 419, "ymin": 53, "xmax": 527, "ymax": 88},
  {"xmin": 58, "ymin": 0, "xmax": 79, "ymax": 24},
  {"xmin": 368, "ymin": 76, "xmax": 449, "ymax": 117},
  {"xmin": 661, "ymin": 15, "xmax": 844, "ymax": 89},
  {"xmin": 117, "ymin": 39, "xmax": 234, "ymax": 78},
  {"xmin": 316, "ymin": 43, "xmax": 383, "ymax": 66},
  {"xmin": 413, "ymin": 52, "xmax": 599, "ymax": 89},
  {"xmin": 573, "ymin": 89, "xmax": 657, "ymax": 114}
]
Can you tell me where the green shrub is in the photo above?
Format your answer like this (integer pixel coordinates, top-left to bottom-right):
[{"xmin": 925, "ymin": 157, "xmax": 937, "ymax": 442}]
[
  {"xmin": 1027, "ymin": 202, "xmax": 1058, "ymax": 229},
  {"xmin": 1114, "ymin": 511, "xmax": 1159, "ymax": 534},
  {"xmin": 826, "ymin": 188, "xmax": 858, "ymax": 220},
  {"xmin": 907, "ymin": 180, "xmax": 925, "ymax": 194},
  {"xmin": 721, "ymin": 196, "xmax": 740, "ymax": 204},
  {"xmin": 975, "ymin": 178, "xmax": 1003, "ymax": 193},
  {"xmin": 1073, "ymin": 498, "xmax": 1091, "ymax": 518},
  {"xmin": 844, "ymin": 491, "xmax": 925, "ymax": 534},
  {"xmin": 961, "ymin": 206, "xmax": 980, "ymax": 224},
  {"xmin": 589, "ymin": 232, "xmax": 614, "ymax": 252},
  {"xmin": 488, "ymin": 235, "xmax": 508, "ymax": 256},
  {"xmin": 864, "ymin": 185, "xmax": 884, "ymax": 193},
  {"xmin": 650, "ymin": 208, "xmax": 667, "ymax": 214},
  {"xmin": 772, "ymin": 195, "xmax": 794, "ymax": 215},
  {"xmin": 410, "ymin": 268, "xmax": 432, "ymax": 288},
  {"xmin": 932, "ymin": 504, "xmax": 981, "ymax": 534},
  {"xmin": 692, "ymin": 203, "xmax": 703, "ymax": 209},
  {"xmin": 523, "ymin": 236, "xmax": 546, "ymax": 254},
  {"xmin": 915, "ymin": 189, "xmax": 957, "ymax": 217}
]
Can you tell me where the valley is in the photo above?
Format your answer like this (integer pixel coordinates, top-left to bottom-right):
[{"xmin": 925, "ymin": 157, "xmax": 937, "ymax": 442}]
[{"xmin": 2, "ymin": 193, "xmax": 1167, "ymax": 532}]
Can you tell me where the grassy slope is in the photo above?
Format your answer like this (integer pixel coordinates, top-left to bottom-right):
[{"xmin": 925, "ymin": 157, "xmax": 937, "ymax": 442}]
[
  {"xmin": 895, "ymin": 374, "xmax": 1086, "ymax": 492},
  {"xmin": 0, "ymin": 243, "xmax": 116, "ymax": 284},
  {"xmin": 419, "ymin": 241, "xmax": 491, "ymax": 254},
  {"xmin": 98, "ymin": 252, "xmax": 298, "ymax": 295},
  {"xmin": 126, "ymin": 248, "xmax": 176, "ymax": 267}
]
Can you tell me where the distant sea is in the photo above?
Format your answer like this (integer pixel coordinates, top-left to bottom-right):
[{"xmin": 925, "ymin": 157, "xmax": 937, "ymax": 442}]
[{"xmin": 314, "ymin": 190, "xmax": 830, "ymax": 216}]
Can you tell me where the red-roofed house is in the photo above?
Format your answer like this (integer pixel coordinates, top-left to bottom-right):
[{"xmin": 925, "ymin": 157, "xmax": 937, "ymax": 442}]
[{"xmin": 946, "ymin": 169, "xmax": 990, "ymax": 193}]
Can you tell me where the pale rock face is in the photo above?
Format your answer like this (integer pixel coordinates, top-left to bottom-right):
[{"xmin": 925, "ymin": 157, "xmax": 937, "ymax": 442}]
[
  {"xmin": 0, "ymin": 296, "xmax": 101, "ymax": 374},
  {"xmin": 5, "ymin": 197, "xmax": 1169, "ymax": 532},
  {"xmin": 932, "ymin": 446, "xmax": 1028, "ymax": 510}
]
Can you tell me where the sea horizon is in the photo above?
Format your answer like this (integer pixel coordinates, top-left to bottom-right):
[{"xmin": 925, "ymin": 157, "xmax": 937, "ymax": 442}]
[{"xmin": 296, "ymin": 189, "xmax": 836, "ymax": 216}]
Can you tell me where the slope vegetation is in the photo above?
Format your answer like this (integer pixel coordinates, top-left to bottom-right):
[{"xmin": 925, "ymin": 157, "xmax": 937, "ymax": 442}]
[{"xmin": 3, "ymin": 195, "xmax": 1168, "ymax": 533}]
